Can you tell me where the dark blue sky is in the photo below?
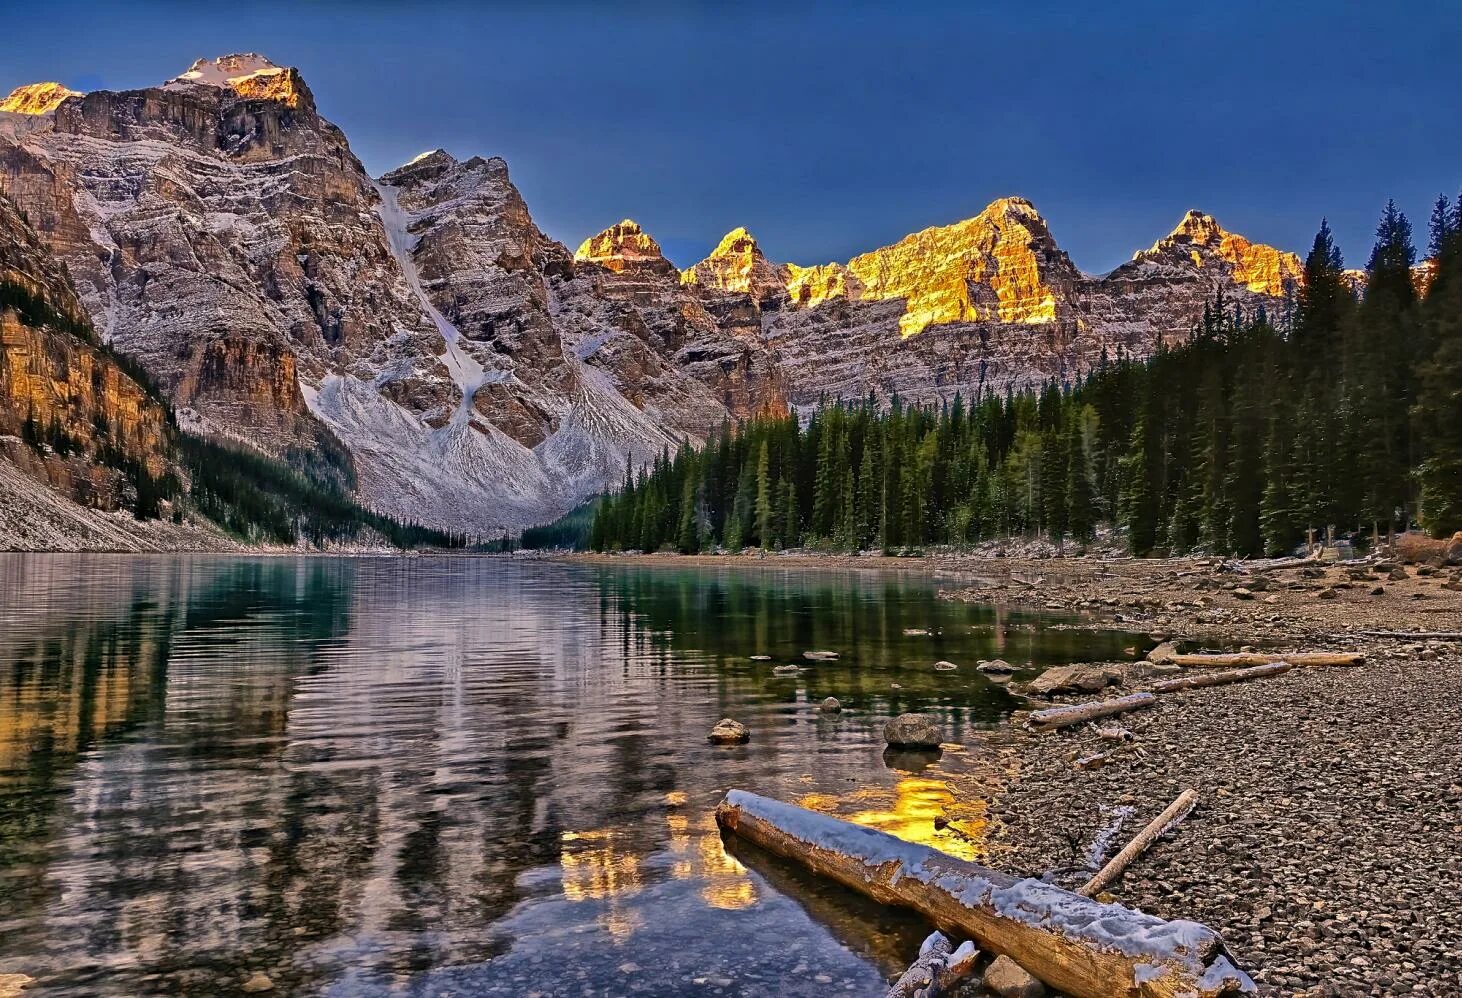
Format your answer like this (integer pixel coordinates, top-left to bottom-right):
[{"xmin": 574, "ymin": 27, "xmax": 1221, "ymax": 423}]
[{"xmin": 5, "ymin": 2, "xmax": 1459, "ymax": 271}]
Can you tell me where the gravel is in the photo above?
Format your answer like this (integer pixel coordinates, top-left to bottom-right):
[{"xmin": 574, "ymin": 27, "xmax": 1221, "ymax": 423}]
[{"xmin": 944, "ymin": 559, "xmax": 1462, "ymax": 996}]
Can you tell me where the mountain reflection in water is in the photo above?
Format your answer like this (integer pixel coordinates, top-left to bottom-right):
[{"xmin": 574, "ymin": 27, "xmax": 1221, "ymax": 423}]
[{"xmin": 0, "ymin": 556, "xmax": 1149, "ymax": 996}]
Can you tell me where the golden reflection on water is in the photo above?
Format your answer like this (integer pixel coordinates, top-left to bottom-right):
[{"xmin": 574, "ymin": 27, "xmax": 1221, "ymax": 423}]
[{"xmin": 797, "ymin": 775, "xmax": 993, "ymax": 863}]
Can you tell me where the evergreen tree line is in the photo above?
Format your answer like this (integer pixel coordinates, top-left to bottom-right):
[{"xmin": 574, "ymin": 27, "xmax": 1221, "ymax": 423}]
[
  {"xmin": 179, "ymin": 434, "xmax": 467, "ymax": 548},
  {"xmin": 588, "ymin": 199, "xmax": 1462, "ymax": 557}
]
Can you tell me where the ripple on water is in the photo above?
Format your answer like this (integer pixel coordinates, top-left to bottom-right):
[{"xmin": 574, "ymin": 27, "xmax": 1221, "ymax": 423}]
[{"xmin": 0, "ymin": 555, "xmax": 1150, "ymax": 995}]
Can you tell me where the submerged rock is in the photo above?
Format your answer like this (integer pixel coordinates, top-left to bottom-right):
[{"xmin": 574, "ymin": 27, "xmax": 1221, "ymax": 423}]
[
  {"xmin": 707, "ymin": 718, "xmax": 750, "ymax": 745},
  {"xmin": 819, "ymin": 697, "xmax": 842, "ymax": 713},
  {"xmin": 933, "ymin": 660, "xmax": 958, "ymax": 671},
  {"xmin": 884, "ymin": 713, "xmax": 941, "ymax": 749}
]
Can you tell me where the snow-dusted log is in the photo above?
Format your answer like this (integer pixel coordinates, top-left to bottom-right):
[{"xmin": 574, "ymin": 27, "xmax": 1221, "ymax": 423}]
[
  {"xmin": 1078, "ymin": 789, "xmax": 1199, "ymax": 898},
  {"xmin": 1026, "ymin": 692, "xmax": 1157, "ymax": 731},
  {"xmin": 715, "ymin": 790, "xmax": 1254, "ymax": 998},
  {"xmin": 885, "ymin": 931, "xmax": 979, "ymax": 998},
  {"xmin": 1148, "ymin": 661, "xmax": 1292, "ymax": 694},
  {"xmin": 1169, "ymin": 652, "xmax": 1362, "ymax": 669}
]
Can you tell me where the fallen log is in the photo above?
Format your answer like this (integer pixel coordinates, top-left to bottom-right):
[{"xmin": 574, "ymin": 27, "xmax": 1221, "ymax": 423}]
[
  {"xmin": 886, "ymin": 931, "xmax": 979, "ymax": 998},
  {"xmin": 1169, "ymin": 652, "xmax": 1363, "ymax": 669},
  {"xmin": 1357, "ymin": 630, "xmax": 1462, "ymax": 640},
  {"xmin": 1148, "ymin": 661, "xmax": 1293, "ymax": 695},
  {"xmin": 1078, "ymin": 789, "xmax": 1199, "ymax": 898},
  {"xmin": 716, "ymin": 790, "xmax": 1254, "ymax": 998},
  {"xmin": 1027, "ymin": 692, "xmax": 1157, "ymax": 731}
]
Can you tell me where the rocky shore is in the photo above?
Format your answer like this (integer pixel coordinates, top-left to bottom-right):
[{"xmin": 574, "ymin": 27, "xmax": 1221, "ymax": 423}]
[{"xmin": 944, "ymin": 556, "xmax": 1462, "ymax": 996}]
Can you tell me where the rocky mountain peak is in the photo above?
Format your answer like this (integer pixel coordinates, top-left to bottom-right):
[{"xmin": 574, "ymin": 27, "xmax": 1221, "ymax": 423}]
[
  {"xmin": 1165, "ymin": 209, "xmax": 1226, "ymax": 246},
  {"xmin": 1131, "ymin": 210, "xmax": 1301, "ymax": 297},
  {"xmin": 0, "ymin": 82, "xmax": 82, "ymax": 116},
  {"xmin": 574, "ymin": 219, "xmax": 670, "ymax": 272},
  {"xmin": 380, "ymin": 148, "xmax": 462, "ymax": 186},
  {"xmin": 166, "ymin": 53, "xmax": 308, "ymax": 108},
  {"xmin": 681, "ymin": 226, "xmax": 785, "ymax": 298}
]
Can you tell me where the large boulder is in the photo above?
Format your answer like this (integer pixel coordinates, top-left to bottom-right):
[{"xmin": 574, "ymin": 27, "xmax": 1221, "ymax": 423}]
[
  {"xmin": 883, "ymin": 713, "xmax": 942, "ymax": 749},
  {"xmin": 1026, "ymin": 664, "xmax": 1123, "ymax": 697}
]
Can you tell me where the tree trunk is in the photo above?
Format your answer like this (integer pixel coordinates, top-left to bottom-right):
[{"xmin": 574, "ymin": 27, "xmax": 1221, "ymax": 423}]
[
  {"xmin": 885, "ymin": 931, "xmax": 978, "ymax": 998},
  {"xmin": 1026, "ymin": 692, "xmax": 1157, "ymax": 731},
  {"xmin": 715, "ymin": 790, "xmax": 1254, "ymax": 998},
  {"xmin": 1167, "ymin": 652, "xmax": 1362, "ymax": 669},
  {"xmin": 1078, "ymin": 789, "xmax": 1199, "ymax": 898},
  {"xmin": 1148, "ymin": 661, "xmax": 1293, "ymax": 694}
]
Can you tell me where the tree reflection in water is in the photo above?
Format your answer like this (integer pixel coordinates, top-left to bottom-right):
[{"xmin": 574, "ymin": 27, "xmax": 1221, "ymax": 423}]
[{"xmin": 0, "ymin": 557, "xmax": 1150, "ymax": 996}]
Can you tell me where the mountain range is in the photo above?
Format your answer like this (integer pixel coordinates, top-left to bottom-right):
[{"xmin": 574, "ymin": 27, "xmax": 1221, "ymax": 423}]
[{"xmin": 0, "ymin": 54, "xmax": 1304, "ymax": 535}]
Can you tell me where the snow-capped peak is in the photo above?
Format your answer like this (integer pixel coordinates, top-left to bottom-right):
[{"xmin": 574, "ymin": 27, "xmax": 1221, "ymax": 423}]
[{"xmin": 170, "ymin": 53, "xmax": 284, "ymax": 88}]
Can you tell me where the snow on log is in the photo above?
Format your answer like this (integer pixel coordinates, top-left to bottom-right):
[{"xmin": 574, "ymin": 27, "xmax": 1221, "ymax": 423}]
[
  {"xmin": 715, "ymin": 790, "xmax": 1254, "ymax": 998},
  {"xmin": 1026, "ymin": 693, "xmax": 1157, "ymax": 731},
  {"xmin": 1078, "ymin": 789, "xmax": 1199, "ymax": 898},
  {"xmin": 1148, "ymin": 662, "xmax": 1293, "ymax": 695},
  {"xmin": 885, "ymin": 931, "xmax": 978, "ymax": 998},
  {"xmin": 1168, "ymin": 652, "xmax": 1363, "ymax": 669}
]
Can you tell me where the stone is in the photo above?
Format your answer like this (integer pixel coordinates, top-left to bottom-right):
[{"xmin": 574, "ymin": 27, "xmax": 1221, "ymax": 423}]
[
  {"xmin": 883, "ymin": 713, "xmax": 942, "ymax": 749},
  {"xmin": 241, "ymin": 972, "xmax": 275, "ymax": 993},
  {"xmin": 749, "ymin": 654, "xmax": 771, "ymax": 661},
  {"xmin": 819, "ymin": 697, "xmax": 842, "ymax": 713},
  {"xmin": 1027, "ymin": 664, "xmax": 1123, "ymax": 696},
  {"xmin": 772, "ymin": 664, "xmax": 801, "ymax": 675},
  {"xmin": 1234, "ymin": 587, "xmax": 1255, "ymax": 600},
  {"xmin": 803, "ymin": 650, "xmax": 839, "ymax": 661},
  {"xmin": 1318, "ymin": 588, "xmax": 1339, "ymax": 600},
  {"xmin": 933, "ymin": 660, "xmax": 958, "ymax": 671},
  {"xmin": 707, "ymin": 718, "xmax": 750, "ymax": 745},
  {"xmin": 982, "ymin": 954, "xmax": 1046, "ymax": 998},
  {"xmin": 1146, "ymin": 641, "xmax": 1180, "ymax": 663},
  {"xmin": 977, "ymin": 658, "xmax": 1016, "ymax": 674}
]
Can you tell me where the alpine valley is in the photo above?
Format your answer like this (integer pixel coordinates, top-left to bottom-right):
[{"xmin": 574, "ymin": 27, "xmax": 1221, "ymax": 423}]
[{"xmin": 0, "ymin": 54, "xmax": 1305, "ymax": 540}]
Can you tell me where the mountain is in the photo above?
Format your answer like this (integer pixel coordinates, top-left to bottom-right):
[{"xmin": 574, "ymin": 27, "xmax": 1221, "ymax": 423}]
[
  {"xmin": 1, "ymin": 54, "xmax": 1304, "ymax": 533},
  {"xmin": 0, "ymin": 186, "xmax": 204, "ymax": 548}
]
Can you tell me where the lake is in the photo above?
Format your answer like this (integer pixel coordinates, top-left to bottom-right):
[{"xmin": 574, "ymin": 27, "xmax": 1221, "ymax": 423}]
[{"xmin": 0, "ymin": 555, "xmax": 1150, "ymax": 996}]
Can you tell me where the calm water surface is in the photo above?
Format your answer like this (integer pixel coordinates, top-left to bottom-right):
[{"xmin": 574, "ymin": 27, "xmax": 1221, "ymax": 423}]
[{"xmin": 0, "ymin": 555, "xmax": 1149, "ymax": 996}]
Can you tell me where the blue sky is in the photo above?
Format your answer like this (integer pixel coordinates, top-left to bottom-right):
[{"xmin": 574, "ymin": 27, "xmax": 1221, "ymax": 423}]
[{"xmin": 4, "ymin": 2, "xmax": 1458, "ymax": 271}]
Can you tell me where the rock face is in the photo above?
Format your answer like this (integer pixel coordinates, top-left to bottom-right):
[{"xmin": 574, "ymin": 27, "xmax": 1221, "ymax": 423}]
[
  {"xmin": 0, "ymin": 189, "xmax": 173, "ymax": 514},
  {"xmin": 0, "ymin": 56, "xmax": 722, "ymax": 532},
  {"xmin": 0, "ymin": 53, "xmax": 1310, "ymax": 533}
]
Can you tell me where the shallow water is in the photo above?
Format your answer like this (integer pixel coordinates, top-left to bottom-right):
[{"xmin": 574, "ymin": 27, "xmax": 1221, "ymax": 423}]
[{"xmin": 0, "ymin": 555, "xmax": 1150, "ymax": 996}]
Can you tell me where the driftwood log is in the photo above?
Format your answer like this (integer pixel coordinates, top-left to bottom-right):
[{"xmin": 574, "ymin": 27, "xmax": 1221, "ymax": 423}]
[
  {"xmin": 715, "ymin": 790, "xmax": 1254, "ymax": 998},
  {"xmin": 1148, "ymin": 661, "xmax": 1293, "ymax": 694},
  {"xmin": 1358, "ymin": 630, "xmax": 1462, "ymax": 640},
  {"xmin": 1027, "ymin": 692, "xmax": 1157, "ymax": 731},
  {"xmin": 885, "ymin": 931, "xmax": 979, "ymax": 998},
  {"xmin": 1169, "ymin": 652, "xmax": 1363, "ymax": 669},
  {"xmin": 1078, "ymin": 789, "xmax": 1199, "ymax": 897}
]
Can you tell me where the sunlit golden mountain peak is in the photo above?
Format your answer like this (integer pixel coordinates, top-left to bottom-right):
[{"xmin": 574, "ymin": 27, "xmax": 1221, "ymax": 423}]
[{"xmin": 0, "ymin": 82, "xmax": 82, "ymax": 116}]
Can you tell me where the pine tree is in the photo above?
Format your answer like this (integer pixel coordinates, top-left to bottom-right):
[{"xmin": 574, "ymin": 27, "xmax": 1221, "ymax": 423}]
[
  {"xmin": 1064, "ymin": 408, "xmax": 1095, "ymax": 543},
  {"xmin": 753, "ymin": 440, "xmax": 773, "ymax": 548},
  {"xmin": 1428, "ymin": 194, "xmax": 1454, "ymax": 260}
]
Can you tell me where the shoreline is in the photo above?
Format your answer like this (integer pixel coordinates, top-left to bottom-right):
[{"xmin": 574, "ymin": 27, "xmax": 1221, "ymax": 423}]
[{"xmin": 573, "ymin": 549, "xmax": 1462, "ymax": 994}]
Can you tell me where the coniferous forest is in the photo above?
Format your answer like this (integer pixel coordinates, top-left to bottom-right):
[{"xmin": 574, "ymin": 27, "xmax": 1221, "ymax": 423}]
[{"xmin": 588, "ymin": 200, "xmax": 1462, "ymax": 557}]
